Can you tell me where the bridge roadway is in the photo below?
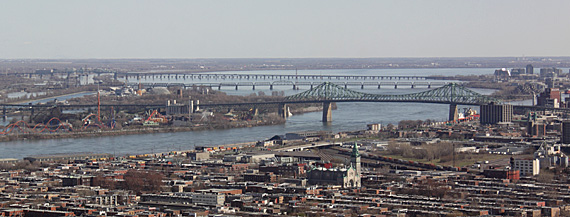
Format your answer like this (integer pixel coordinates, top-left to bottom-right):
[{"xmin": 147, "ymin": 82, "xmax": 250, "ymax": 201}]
[
  {"xmin": 1, "ymin": 99, "xmax": 569, "ymax": 125},
  {"xmin": 126, "ymin": 81, "xmax": 449, "ymax": 90},
  {"xmin": 3, "ymin": 100, "xmax": 567, "ymax": 122},
  {"xmin": 119, "ymin": 73, "xmax": 449, "ymax": 81}
]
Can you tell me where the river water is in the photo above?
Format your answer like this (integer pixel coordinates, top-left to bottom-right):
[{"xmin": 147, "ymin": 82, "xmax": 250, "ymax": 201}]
[{"xmin": 0, "ymin": 68, "xmax": 534, "ymax": 159}]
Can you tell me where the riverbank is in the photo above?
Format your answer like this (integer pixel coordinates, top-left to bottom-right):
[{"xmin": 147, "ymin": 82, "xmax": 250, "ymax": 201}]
[
  {"xmin": 6, "ymin": 91, "xmax": 95, "ymax": 105},
  {"xmin": 0, "ymin": 117, "xmax": 286, "ymax": 142}
]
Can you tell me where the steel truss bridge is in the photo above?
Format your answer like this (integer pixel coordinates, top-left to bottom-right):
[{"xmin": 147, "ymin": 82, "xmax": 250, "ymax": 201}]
[
  {"xmin": 193, "ymin": 82, "xmax": 502, "ymax": 122},
  {"xmin": 4, "ymin": 82, "xmax": 564, "ymax": 123}
]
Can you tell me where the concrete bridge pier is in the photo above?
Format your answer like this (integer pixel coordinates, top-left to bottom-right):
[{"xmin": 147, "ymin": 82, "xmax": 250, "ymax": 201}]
[
  {"xmin": 235, "ymin": 85, "xmax": 238, "ymax": 90},
  {"xmin": 270, "ymin": 85, "xmax": 273, "ymax": 90},
  {"xmin": 449, "ymin": 103, "xmax": 458, "ymax": 122},
  {"xmin": 278, "ymin": 103, "xmax": 288, "ymax": 118},
  {"xmin": 2, "ymin": 106, "xmax": 6, "ymax": 121},
  {"xmin": 189, "ymin": 100, "xmax": 195, "ymax": 114},
  {"xmin": 322, "ymin": 101, "xmax": 332, "ymax": 122},
  {"xmin": 394, "ymin": 84, "xmax": 397, "ymax": 89},
  {"xmin": 252, "ymin": 85, "xmax": 255, "ymax": 90}
]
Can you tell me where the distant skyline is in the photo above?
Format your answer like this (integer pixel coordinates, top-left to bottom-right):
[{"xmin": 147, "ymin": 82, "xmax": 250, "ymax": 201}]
[{"xmin": 1, "ymin": 0, "xmax": 569, "ymax": 59}]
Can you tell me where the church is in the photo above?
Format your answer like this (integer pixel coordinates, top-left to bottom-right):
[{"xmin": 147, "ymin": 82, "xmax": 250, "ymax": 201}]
[{"xmin": 307, "ymin": 143, "xmax": 361, "ymax": 188}]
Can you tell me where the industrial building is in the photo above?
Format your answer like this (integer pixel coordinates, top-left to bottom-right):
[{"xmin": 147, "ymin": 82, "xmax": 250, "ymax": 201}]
[{"xmin": 24, "ymin": 153, "xmax": 113, "ymax": 162}]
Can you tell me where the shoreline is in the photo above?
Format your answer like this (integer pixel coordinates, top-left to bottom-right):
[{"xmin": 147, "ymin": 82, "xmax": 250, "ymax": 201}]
[
  {"xmin": 0, "ymin": 117, "xmax": 286, "ymax": 143},
  {"xmin": 6, "ymin": 91, "xmax": 95, "ymax": 105}
]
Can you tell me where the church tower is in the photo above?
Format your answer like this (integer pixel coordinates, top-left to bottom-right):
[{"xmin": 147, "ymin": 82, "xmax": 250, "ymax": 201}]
[{"xmin": 351, "ymin": 142, "xmax": 361, "ymax": 177}]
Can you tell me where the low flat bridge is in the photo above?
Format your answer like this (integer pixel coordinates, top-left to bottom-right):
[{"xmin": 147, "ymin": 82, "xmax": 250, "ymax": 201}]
[
  {"xmin": 126, "ymin": 81, "xmax": 449, "ymax": 90},
  {"xmin": 120, "ymin": 73, "xmax": 444, "ymax": 81}
]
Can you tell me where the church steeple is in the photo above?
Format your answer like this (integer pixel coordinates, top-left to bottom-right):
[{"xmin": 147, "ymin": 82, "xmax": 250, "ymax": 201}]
[
  {"xmin": 351, "ymin": 142, "xmax": 361, "ymax": 177},
  {"xmin": 351, "ymin": 142, "xmax": 360, "ymax": 158}
]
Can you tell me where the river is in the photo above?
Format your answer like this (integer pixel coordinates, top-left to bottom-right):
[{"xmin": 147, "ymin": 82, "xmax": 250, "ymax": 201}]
[{"xmin": 0, "ymin": 68, "xmax": 541, "ymax": 159}]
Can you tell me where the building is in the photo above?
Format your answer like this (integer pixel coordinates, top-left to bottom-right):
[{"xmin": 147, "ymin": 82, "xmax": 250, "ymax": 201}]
[
  {"xmin": 307, "ymin": 143, "xmax": 361, "ymax": 188},
  {"xmin": 243, "ymin": 173, "xmax": 278, "ymax": 183},
  {"xmin": 534, "ymin": 144, "xmax": 569, "ymax": 168},
  {"xmin": 190, "ymin": 193, "xmax": 225, "ymax": 206},
  {"xmin": 367, "ymin": 123, "xmax": 381, "ymax": 132},
  {"xmin": 526, "ymin": 64, "xmax": 534, "ymax": 74},
  {"xmin": 166, "ymin": 100, "xmax": 193, "ymax": 115},
  {"xmin": 483, "ymin": 169, "xmax": 520, "ymax": 180},
  {"xmin": 188, "ymin": 152, "xmax": 210, "ymax": 161},
  {"xmin": 562, "ymin": 121, "xmax": 570, "ymax": 144},
  {"xmin": 510, "ymin": 68, "xmax": 525, "ymax": 76},
  {"xmin": 480, "ymin": 103, "xmax": 513, "ymax": 125},
  {"xmin": 142, "ymin": 192, "xmax": 225, "ymax": 206},
  {"xmin": 540, "ymin": 67, "xmax": 562, "ymax": 78},
  {"xmin": 511, "ymin": 157, "xmax": 540, "ymax": 176},
  {"xmin": 494, "ymin": 68, "xmax": 510, "ymax": 80},
  {"xmin": 24, "ymin": 153, "xmax": 114, "ymax": 163},
  {"xmin": 537, "ymin": 88, "xmax": 561, "ymax": 108}
]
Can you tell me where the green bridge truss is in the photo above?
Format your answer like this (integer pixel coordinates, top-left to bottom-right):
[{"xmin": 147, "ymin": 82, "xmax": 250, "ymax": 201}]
[{"xmin": 285, "ymin": 82, "xmax": 500, "ymax": 105}]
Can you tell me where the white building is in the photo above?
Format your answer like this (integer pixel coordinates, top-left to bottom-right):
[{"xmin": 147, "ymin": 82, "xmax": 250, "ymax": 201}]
[
  {"xmin": 191, "ymin": 193, "xmax": 225, "ymax": 206},
  {"xmin": 512, "ymin": 158, "xmax": 540, "ymax": 176}
]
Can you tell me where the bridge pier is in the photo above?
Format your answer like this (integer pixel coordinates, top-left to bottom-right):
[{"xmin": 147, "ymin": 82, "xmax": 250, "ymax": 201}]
[
  {"xmin": 270, "ymin": 85, "xmax": 273, "ymax": 90},
  {"xmin": 394, "ymin": 84, "xmax": 397, "ymax": 89},
  {"xmin": 278, "ymin": 103, "xmax": 289, "ymax": 118},
  {"xmin": 322, "ymin": 101, "xmax": 332, "ymax": 122},
  {"xmin": 189, "ymin": 100, "xmax": 195, "ymax": 114},
  {"xmin": 235, "ymin": 85, "xmax": 238, "ymax": 90},
  {"xmin": 2, "ymin": 106, "xmax": 6, "ymax": 121},
  {"xmin": 449, "ymin": 104, "xmax": 458, "ymax": 122}
]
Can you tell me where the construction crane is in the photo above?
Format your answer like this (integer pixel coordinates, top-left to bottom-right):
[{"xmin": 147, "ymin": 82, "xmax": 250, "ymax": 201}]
[{"xmin": 144, "ymin": 110, "xmax": 168, "ymax": 126}]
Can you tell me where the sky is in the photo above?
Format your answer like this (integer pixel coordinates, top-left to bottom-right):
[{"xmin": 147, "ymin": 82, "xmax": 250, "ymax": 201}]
[{"xmin": 1, "ymin": 1, "xmax": 569, "ymax": 59}]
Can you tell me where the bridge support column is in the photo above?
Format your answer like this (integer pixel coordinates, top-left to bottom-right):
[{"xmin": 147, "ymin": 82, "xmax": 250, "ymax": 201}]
[
  {"xmin": 278, "ymin": 103, "xmax": 288, "ymax": 119},
  {"xmin": 189, "ymin": 100, "xmax": 195, "ymax": 114},
  {"xmin": 30, "ymin": 104, "xmax": 34, "ymax": 123},
  {"xmin": 322, "ymin": 101, "xmax": 332, "ymax": 122},
  {"xmin": 270, "ymin": 85, "xmax": 273, "ymax": 90},
  {"xmin": 252, "ymin": 85, "xmax": 255, "ymax": 90},
  {"xmin": 394, "ymin": 84, "xmax": 397, "ymax": 89},
  {"xmin": 2, "ymin": 106, "xmax": 6, "ymax": 121},
  {"xmin": 378, "ymin": 85, "xmax": 381, "ymax": 89},
  {"xmin": 449, "ymin": 104, "xmax": 458, "ymax": 122},
  {"xmin": 361, "ymin": 84, "xmax": 364, "ymax": 89},
  {"xmin": 235, "ymin": 85, "xmax": 238, "ymax": 90},
  {"xmin": 218, "ymin": 85, "xmax": 221, "ymax": 90}
]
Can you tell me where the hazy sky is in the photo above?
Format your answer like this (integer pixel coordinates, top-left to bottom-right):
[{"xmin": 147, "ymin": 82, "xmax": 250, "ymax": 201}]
[{"xmin": 1, "ymin": 1, "xmax": 569, "ymax": 59}]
